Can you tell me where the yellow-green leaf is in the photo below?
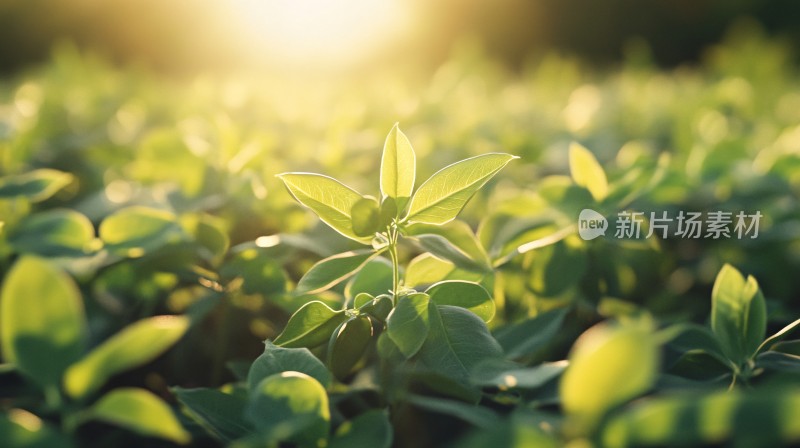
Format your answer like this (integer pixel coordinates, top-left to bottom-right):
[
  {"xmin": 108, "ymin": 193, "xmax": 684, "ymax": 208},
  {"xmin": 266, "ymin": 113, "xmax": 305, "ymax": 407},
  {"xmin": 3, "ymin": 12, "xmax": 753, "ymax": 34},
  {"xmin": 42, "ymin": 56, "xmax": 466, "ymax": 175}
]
[
  {"xmin": 64, "ymin": 315, "xmax": 189, "ymax": 398},
  {"xmin": 246, "ymin": 372, "xmax": 330, "ymax": 447},
  {"xmin": 1, "ymin": 256, "xmax": 86, "ymax": 388},
  {"xmin": 99, "ymin": 206, "xmax": 182, "ymax": 258},
  {"xmin": 273, "ymin": 301, "xmax": 348, "ymax": 348},
  {"xmin": 711, "ymin": 264, "xmax": 767, "ymax": 364},
  {"xmin": 0, "ymin": 169, "xmax": 73, "ymax": 203},
  {"xmin": 380, "ymin": 124, "xmax": 416, "ymax": 212},
  {"xmin": 405, "ymin": 153, "xmax": 517, "ymax": 225},
  {"xmin": 560, "ymin": 322, "xmax": 658, "ymax": 429},
  {"xmin": 277, "ymin": 173, "xmax": 370, "ymax": 244},
  {"xmin": 569, "ymin": 142, "xmax": 608, "ymax": 201},
  {"xmin": 85, "ymin": 388, "xmax": 190, "ymax": 444}
]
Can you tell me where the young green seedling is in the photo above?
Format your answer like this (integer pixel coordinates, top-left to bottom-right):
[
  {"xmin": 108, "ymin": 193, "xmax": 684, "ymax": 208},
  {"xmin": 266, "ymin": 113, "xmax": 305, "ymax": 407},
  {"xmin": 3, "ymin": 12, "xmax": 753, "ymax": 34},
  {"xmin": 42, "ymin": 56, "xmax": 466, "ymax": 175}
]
[{"xmin": 276, "ymin": 124, "xmax": 516, "ymax": 378}]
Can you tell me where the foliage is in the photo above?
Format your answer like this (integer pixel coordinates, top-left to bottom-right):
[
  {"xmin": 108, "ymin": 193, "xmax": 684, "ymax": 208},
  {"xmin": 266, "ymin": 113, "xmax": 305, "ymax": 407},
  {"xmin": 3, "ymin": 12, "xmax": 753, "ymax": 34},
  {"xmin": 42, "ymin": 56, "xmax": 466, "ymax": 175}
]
[{"xmin": 1, "ymin": 28, "xmax": 800, "ymax": 447}]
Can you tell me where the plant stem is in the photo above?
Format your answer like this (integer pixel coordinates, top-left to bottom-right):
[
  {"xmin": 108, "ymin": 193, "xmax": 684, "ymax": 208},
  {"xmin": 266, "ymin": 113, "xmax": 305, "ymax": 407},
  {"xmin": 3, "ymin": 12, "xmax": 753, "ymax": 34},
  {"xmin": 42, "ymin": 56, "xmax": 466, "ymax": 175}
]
[{"xmin": 388, "ymin": 225, "xmax": 400, "ymax": 307}]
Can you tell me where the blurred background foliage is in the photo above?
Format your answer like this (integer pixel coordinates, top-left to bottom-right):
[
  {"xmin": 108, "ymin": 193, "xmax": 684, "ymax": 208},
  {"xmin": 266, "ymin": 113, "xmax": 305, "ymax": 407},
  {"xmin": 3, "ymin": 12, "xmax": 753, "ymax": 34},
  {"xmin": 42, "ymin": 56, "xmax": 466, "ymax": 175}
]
[{"xmin": 2, "ymin": 0, "xmax": 800, "ymax": 446}]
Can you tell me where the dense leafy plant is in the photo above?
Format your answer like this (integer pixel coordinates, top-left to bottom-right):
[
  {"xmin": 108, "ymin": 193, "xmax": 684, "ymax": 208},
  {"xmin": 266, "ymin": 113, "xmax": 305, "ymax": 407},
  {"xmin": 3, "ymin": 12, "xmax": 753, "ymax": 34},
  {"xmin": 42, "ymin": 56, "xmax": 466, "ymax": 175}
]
[{"xmin": 2, "ymin": 28, "xmax": 800, "ymax": 447}]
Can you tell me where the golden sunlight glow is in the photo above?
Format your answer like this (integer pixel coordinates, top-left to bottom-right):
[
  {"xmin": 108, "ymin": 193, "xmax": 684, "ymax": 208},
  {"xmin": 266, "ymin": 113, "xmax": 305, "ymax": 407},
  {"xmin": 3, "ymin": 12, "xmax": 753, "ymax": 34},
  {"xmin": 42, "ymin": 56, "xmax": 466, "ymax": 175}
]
[{"xmin": 231, "ymin": 0, "xmax": 408, "ymax": 67}]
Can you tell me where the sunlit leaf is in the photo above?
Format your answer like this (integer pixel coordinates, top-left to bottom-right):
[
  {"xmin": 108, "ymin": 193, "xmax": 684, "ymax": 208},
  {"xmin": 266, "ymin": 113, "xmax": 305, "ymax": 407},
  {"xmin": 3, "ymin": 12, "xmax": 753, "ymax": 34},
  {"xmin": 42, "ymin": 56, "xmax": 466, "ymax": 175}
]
[
  {"xmin": 560, "ymin": 322, "xmax": 658, "ymax": 427},
  {"xmin": 602, "ymin": 390, "xmax": 800, "ymax": 448},
  {"xmin": 295, "ymin": 250, "xmax": 379, "ymax": 295},
  {"xmin": 0, "ymin": 169, "xmax": 73, "ymax": 203},
  {"xmin": 277, "ymin": 173, "xmax": 370, "ymax": 243},
  {"xmin": 1, "ymin": 256, "xmax": 86, "ymax": 388},
  {"xmin": 380, "ymin": 124, "xmax": 416, "ymax": 213},
  {"xmin": 406, "ymin": 221, "xmax": 492, "ymax": 272},
  {"xmin": 8, "ymin": 209, "xmax": 97, "ymax": 257},
  {"xmin": 386, "ymin": 293, "xmax": 430, "ymax": 358},
  {"xmin": 248, "ymin": 341, "xmax": 331, "ymax": 390},
  {"xmin": 426, "ymin": 281, "xmax": 495, "ymax": 322},
  {"xmin": 64, "ymin": 315, "xmax": 189, "ymax": 398},
  {"xmin": 85, "ymin": 388, "xmax": 190, "ymax": 444},
  {"xmin": 273, "ymin": 301, "xmax": 347, "ymax": 348},
  {"xmin": 99, "ymin": 206, "xmax": 183, "ymax": 258},
  {"xmin": 569, "ymin": 142, "xmax": 608, "ymax": 201},
  {"xmin": 246, "ymin": 372, "xmax": 330, "ymax": 446},
  {"xmin": 711, "ymin": 264, "xmax": 767, "ymax": 364},
  {"xmin": 0, "ymin": 408, "xmax": 75, "ymax": 448},
  {"xmin": 405, "ymin": 153, "xmax": 517, "ymax": 225},
  {"xmin": 350, "ymin": 196, "xmax": 381, "ymax": 237},
  {"xmin": 757, "ymin": 317, "xmax": 800, "ymax": 354}
]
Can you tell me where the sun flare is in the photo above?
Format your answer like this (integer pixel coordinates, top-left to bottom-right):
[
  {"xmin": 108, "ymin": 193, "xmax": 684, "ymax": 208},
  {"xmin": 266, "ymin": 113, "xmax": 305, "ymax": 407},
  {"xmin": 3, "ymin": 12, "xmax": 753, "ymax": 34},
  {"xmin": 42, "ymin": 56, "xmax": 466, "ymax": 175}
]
[{"xmin": 231, "ymin": 0, "xmax": 408, "ymax": 67}]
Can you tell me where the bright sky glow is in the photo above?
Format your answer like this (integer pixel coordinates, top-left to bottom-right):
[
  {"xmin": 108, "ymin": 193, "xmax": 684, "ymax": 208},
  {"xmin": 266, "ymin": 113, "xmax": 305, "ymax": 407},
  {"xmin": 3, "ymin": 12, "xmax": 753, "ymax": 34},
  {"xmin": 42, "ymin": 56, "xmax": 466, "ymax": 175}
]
[{"xmin": 231, "ymin": 0, "xmax": 408, "ymax": 67}]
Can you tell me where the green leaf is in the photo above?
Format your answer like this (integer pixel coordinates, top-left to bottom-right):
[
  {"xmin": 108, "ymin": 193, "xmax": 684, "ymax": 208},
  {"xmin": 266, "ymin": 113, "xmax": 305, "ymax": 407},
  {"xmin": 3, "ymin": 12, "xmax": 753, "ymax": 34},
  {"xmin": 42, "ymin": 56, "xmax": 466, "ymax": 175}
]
[
  {"xmin": 560, "ymin": 322, "xmax": 658, "ymax": 427},
  {"xmin": 295, "ymin": 250, "xmax": 379, "ymax": 295},
  {"xmin": 1, "ymin": 256, "xmax": 86, "ymax": 388},
  {"xmin": 380, "ymin": 124, "xmax": 416, "ymax": 213},
  {"xmin": 173, "ymin": 386, "xmax": 251, "ymax": 442},
  {"xmin": 663, "ymin": 323, "xmax": 729, "ymax": 366},
  {"xmin": 0, "ymin": 409, "xmax": 75, "ymax": 448},
  {"xmin": 602, "ymin": 390, "xmax": 800, "ymax": 448},
  {"xmin": 569, "ymin": 142, "xmax": 608, "ymax": 201},
  {"xmin": 182, "ymin": 213, "xmax": 229, "ymax": 265},
  {"xmin": 273, "ymin": 301, "xmax": 348, "ymax": 348},
  {"xmin": 470, "ymin": 359, "xmax": 566, "ymax": 390},
  {"xmin": 327, "ymin": 316, "xmax": 373, "ymax": 380},
  {"xmin": 386, "ymin": 293, "xmax": 431, "ymax": 358},
  {"xmin": 351, "ymin": 196, "xmax": 381, "ymax": 237},
  {"xmin": 526, "ymin": 239, "xmax": 587, "ymax": 297},
  {"xmin": 757, "ymin": 317, "xmax": 800, "ymax": 354},
  {"xmin": 0, "ymin": 169, "xmax": 73, "ymax": 203},
  {"xmin": 405, "ymin": 254, "xmax": 455, "ymax": 287},
  {"xmin": 329, "ymin": 410, "xmax": 393, "ymax": 448},
  {"xmin": 277, "ymin": 173, "xmax": 370, "ymax": 243},
  {"xmin": 84, "ymin": 388, "xmax": 190, "ymax": 444},
  {"xmin": 405, "ymin": 153, "xmax": 517, "ymax": 225},
  {"xmin": 457, "ymin": 416, "xmax": 559, "ymax": 448},
  {"xmin": 246, "ymin": 372, "xmax": 330, "ymax": 447},
  {"xmin": 248, "ymin": 341, "xmax": 332, "ymax": 390},
  {"xmin": 417, "ymin": 305, "xmax": 504, "ymax": 387},
  {"xmin": 405, "ymin": 394, "xmax": 500, "ymax": 429},
  {"xmin": 378, "ymin": 197, "xmax": 398, "ymax": 228},
  {"xmin": 426, "ymin": 281, "xmax": 495, "ymax": 322},
  {"xmin": 406, "ymin": 221, "xmax": 492, "ymax": 272},
  {"xmin": 64, "ymin": 315, "xmax": 189, "ymax": 398},
  {"xmin": 357, "ymin": 294, "xmax": 393, "ymax": 323},
  {"xmin": 494, "ymin": 308, "xmax": 568, "ymax": 360},
  {"xmin": 345, "ymin": 257, "xmax": 393, "ymax": 301},
  {"xmin": 220, "ymin": 246, "xmax": 288, "ymax": 296},
  {"xmin": 711, "ymin": 264, "xmax": 767, "ymax": 364},
  {"xmin": 99, "ymin": 206, "xmax": 183, "ymax": 258},
  {"xmin": 756, "ymin": 351, "xmax": 800, "ymax": 373},
  {"xmin": 8, "ymin": 209, "xmax": 97, "ymax": 257}
]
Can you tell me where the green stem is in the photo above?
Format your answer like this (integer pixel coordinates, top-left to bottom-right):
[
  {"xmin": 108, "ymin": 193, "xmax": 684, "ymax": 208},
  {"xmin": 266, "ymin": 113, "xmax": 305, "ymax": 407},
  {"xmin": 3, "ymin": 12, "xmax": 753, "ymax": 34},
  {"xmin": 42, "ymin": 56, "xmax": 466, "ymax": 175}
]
[{"xmin": 387, "ymin": 226, "xmax": 400, "ymax": 307}]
